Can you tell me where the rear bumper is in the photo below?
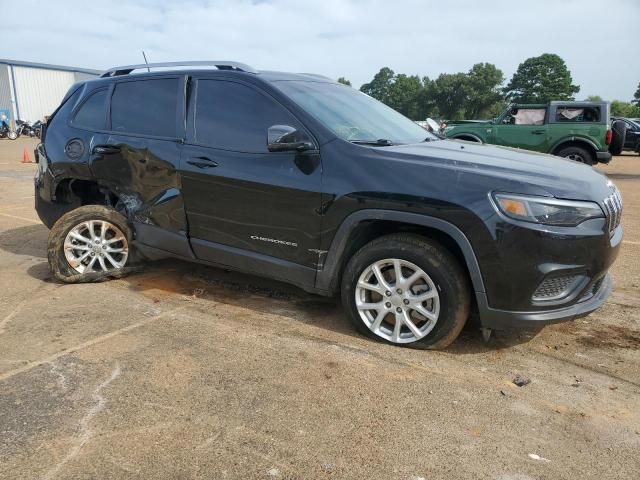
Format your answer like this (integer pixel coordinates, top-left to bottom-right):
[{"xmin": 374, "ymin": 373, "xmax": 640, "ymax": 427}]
[
  {"xmin": 478, "ymin": 273, "xmax": 613, "ymax": 329},
  {"xmin": 34, "ymin": 188, "xmax": 71, "ymax": 229},
  {"xmin": 596, "ymin": 151, "xmax": 612, "ymax": 163},
  {"xmin": 34, "ymin": 150, "xmax": 75, "ymax": 229}
]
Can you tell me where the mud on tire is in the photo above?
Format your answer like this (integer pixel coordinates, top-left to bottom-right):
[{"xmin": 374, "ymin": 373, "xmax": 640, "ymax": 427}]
[{"xmin": 48, "ymin": 205, "xmax": 133, "ymax": 283}]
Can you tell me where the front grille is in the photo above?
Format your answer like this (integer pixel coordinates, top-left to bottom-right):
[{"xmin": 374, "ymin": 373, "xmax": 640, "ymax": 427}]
[
  {"xmin": 602, "ymin": 187, "xmax": 622, "ymax": 234},
  {"xmin": 532, "ymin": 275, "xmax": 581, "ymax": 301}
]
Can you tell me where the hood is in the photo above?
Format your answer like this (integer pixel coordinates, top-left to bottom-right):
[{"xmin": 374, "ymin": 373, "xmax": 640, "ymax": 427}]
[{"xmin": 371, "ymin": 140, "xmax": 613, "ymax": 202}]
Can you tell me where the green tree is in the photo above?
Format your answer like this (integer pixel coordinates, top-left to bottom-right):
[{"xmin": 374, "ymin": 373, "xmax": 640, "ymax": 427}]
[
  {"xmin": 386, "ymin": 74, "xmax": 424, "ymax": 119},
  {"xmin": 417, "ymin": 76, "xmax": 438, "ymax": 120},
  {"xmin": 337, "ymin": 77, "xmax": 351, "ymax": 87},
  {"xmin": 360, "ymin": 67, "xmax": 395, "ymax": 104},
  {"xmin": 504, "ymin": 53, "xmax": 579, "ymax": 103},
  {"xmin": 357, "ymin": 62, "xmax": 505, "ymax": 120},
  {"xmin": 585, "ymin": 95, "xmax": 603, "ymax": 102},
  {"xmin": 431, "ymin": 72, "xmax": 469, "ymax": 120},
  {"xmin": 464, "ymin": 63, "xmax": 505, "ymax": 119},
  {"xmin": 423, "ymin": 64, "xmax": 504, "ymax": 120},
  {"xmin": 611, "ymin": 100, "xmax": 640, "ymax": 117},
  {"xmin": 633, "ymin": 82, "xmax": 640, "ymax": 106}
]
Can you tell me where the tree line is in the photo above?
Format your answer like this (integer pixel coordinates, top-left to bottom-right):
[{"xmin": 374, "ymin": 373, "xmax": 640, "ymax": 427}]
[{"xmin": 338, "ymin": 53, "xmax": 640, "ymax": 120}]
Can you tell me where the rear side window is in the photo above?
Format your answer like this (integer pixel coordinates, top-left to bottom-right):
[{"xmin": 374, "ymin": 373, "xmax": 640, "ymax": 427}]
[
  {"xmin": 72, "ymin": 89, "xmax": 107, "ymax": 129},
  {"xmin": 110, "ymin": 78, "xmax": 179, "ymax": 137},
  {"xmin": 555, "ymin": 106, "xmax": 601, "ymax": 122},
  {"xmin": 194, "ymin": 79, "xmax": 299, "ymax": 152}
]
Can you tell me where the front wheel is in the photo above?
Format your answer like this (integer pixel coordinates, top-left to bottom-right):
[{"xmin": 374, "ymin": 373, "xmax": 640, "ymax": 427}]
[
  {"xmin": 341, "ymin": 234, "xmax": 470, "ymax": 349},
  {"xmin": 48, "ymin": 205, "xmax": 132, "ymax": 283},
  {"xmin": 7, "ymin": 131, "xmax": 18, "ymax": 140}
]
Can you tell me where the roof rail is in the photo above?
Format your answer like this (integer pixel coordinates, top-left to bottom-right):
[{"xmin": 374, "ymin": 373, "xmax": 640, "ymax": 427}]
[
  {"xmin": 100, "ymin": 61, "xmax": 257, "ymax": 77},
  {"xmin": 296, "ymin": 73, "xmax": 335, "ymax": 81}
]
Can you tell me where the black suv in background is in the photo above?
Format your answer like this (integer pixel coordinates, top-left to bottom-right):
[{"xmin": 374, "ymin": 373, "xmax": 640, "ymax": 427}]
[
  {"xmin": 611, "ymin": 117, "xmax": 640, "ymax": 154},
  {"xmin": 35, "ymin": 61, "xmax": 622, "ymax": 349}
]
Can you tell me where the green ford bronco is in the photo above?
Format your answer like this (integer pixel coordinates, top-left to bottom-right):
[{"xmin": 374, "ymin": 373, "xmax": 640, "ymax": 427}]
[{"xmin": 444, "ymin": 101, "xmax": 626, "ymax": 165}]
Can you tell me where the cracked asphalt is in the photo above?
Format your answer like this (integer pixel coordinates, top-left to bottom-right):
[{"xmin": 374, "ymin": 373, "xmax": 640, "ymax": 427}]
[{"xmin": 0, "ymin": 138, "xmax": 639, "ymax": 479}]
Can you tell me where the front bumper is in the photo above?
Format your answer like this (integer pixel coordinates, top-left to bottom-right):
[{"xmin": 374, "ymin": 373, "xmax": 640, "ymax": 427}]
[{"xmin": 478, "ymin": 273, "xmax": 613, "ymax": 329}]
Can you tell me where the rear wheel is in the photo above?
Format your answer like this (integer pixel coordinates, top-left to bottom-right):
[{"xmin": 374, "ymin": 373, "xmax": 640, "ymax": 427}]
[
  {"xmin": 341, "ymin": 234, "xmax": 470, "ymax": 349},
  {"xmin": 556, "ymin": 145, "xmax": 594, "ymax": 165},
  {"xmin": 48, "ymin": 205, "xmax": 132, "ymax": 283}
]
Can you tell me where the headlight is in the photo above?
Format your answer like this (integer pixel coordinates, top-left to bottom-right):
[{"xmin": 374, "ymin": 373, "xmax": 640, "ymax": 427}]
[{"xmin": 493, "ymin": 193, "xmax": 604, "ymax": 226}]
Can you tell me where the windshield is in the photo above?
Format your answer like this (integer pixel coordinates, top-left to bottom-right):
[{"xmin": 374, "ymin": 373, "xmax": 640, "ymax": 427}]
[{"xmin": 273, "ymin": 81, "xmax": 437, "ymax": 145}]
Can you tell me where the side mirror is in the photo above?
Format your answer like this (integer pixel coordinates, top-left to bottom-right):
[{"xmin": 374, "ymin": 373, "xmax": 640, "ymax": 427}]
[{"xmin": 267, "ymin": 125, "xmax": 314, "ymax": 152}]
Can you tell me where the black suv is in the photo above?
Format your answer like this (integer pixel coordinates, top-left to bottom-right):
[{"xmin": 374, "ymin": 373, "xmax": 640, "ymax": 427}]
[
  {"xmin": 611, "ymin": 117, "xmax": 640, "ymax": 154},
  {"xmin": 35, "ymin": 61, "xmax": 623, "ymax": 349}
]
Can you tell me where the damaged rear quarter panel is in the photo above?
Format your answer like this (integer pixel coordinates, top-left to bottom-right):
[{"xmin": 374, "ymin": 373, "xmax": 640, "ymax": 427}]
[{"xmin": 40, "ymin": 78, "xmax": 190, "ymax": 256}]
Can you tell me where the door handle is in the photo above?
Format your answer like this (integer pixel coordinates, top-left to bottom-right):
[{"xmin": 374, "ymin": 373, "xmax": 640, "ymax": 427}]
[
  {"xmin": 531, "ymin": 130, "xmax": 546, "ymax": 135},
  {"xmin": 93, "ymin": 145, "xmax": 121, "ymax": 154},
  {"xmin": 187, "ymin": 157, "xmax": 218, "ymax": 169}
]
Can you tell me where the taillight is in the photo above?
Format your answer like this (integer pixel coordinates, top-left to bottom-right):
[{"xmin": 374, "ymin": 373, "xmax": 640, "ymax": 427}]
[{"xmin": 605, "ymin": 129, "xmax": 612, "ymax": 145}]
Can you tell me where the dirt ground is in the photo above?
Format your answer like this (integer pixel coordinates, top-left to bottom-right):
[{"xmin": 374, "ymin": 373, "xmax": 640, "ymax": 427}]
[{"xmin": 0, "ymin": 137, "xmax": 638, "ymax": 480}]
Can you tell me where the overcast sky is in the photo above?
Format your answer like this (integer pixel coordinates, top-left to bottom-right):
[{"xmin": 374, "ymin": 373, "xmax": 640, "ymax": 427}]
[{"xmin": 3, "ymin": 0, "xmax": 639, "ymax": 101}]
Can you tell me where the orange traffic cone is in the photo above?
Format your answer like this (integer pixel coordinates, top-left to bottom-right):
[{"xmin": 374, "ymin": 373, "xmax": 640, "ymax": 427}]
[{"xmin": 22, "ymin": 148, "xmax": 31, "ymax": 163}]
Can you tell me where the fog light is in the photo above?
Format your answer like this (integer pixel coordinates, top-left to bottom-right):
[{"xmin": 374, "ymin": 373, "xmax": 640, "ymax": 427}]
[{"xmin": 532, "ymin": 275, "xmax": 582, "ymax": 301}]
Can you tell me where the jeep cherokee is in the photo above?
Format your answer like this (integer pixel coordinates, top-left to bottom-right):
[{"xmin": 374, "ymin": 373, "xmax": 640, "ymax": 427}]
[{"xmin": 34, "ymin": 61, "xmax": 623, "ymax": 349}]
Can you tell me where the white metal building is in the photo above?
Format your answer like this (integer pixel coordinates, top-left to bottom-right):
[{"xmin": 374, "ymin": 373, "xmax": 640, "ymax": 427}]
[{"xmin": 0, "ymin": 59, "xmax": 100, "ymax": 124}]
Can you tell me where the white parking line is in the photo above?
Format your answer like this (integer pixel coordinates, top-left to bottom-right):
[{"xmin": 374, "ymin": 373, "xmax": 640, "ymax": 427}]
[
  {"xmin": 0, "ymin": 212, "xmax": 39, "ymax": 224},
  {"xmin": 0, "ymin": 204, "xmax": 33, "ymax": 211},
  {"xmin": 623, "ymin": 241, "xmax": 640, "ymax": 246},
  {"xmin": 0, "ymin": 307, "xmax": 185, "ymax": 382}
]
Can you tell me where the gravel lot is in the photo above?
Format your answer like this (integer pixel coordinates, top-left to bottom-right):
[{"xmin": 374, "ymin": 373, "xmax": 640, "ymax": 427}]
[{"xmin": 1, "ymin": 137, "xmax": 638, "ymax": 480}]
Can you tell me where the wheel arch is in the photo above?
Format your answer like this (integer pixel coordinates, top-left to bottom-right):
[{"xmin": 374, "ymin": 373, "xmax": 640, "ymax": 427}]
[
  {"xmin": 450, "ymin": 133, "xmax": 484, "ymax": 143},
  {"xmin": 38, "ymin": 177, "xmax": 122, "ymax": 229},
  {"xmin": 53, "ymin": 177, "xmax": 120, "ymax": 206},
  {"xmin": 316, "ymin": 210, "xmax": 485, "ymax": 299},
  {"xmin": 550, "ymin": 137, "xmax": 598, "ymax": 158}
]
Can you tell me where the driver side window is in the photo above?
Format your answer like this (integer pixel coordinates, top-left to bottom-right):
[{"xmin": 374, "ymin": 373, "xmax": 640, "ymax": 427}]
[{"xmin": 194, "ymin": 80, "xmax": 300, "ymax": 153}]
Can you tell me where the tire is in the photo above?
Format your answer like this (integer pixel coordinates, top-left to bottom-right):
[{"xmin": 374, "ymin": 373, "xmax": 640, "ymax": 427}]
[
  {"xmin": 609, "ymin": 120, "xmax": 627, "ymax": 156},
  {"xmin": 48, "ymin": 205, "xmax": 133, "ymax": 283},
  {"xmin": 556, "ymin": 145, "xmax": 594, "ymax": 165},
  {"xmin": 341, "ymin": 233, "xmax": 471, "ymax": 349},
  {"xmin": 7, "ymin": 131, "xmax": 18, "ymax": 140}
]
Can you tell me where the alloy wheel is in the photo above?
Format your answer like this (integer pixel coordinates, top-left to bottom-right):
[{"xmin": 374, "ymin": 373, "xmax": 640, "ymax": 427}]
[
  {"xmin": 566, "ymin": 153, "xmax": 585, "ymax": 163},
  {"xmin": 355, "ymin": 258, "xmax": 440, "ymax": 343},
  {"xmin": 63, "ymin": 220, "xmax": 128, "ymax": 273}
]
